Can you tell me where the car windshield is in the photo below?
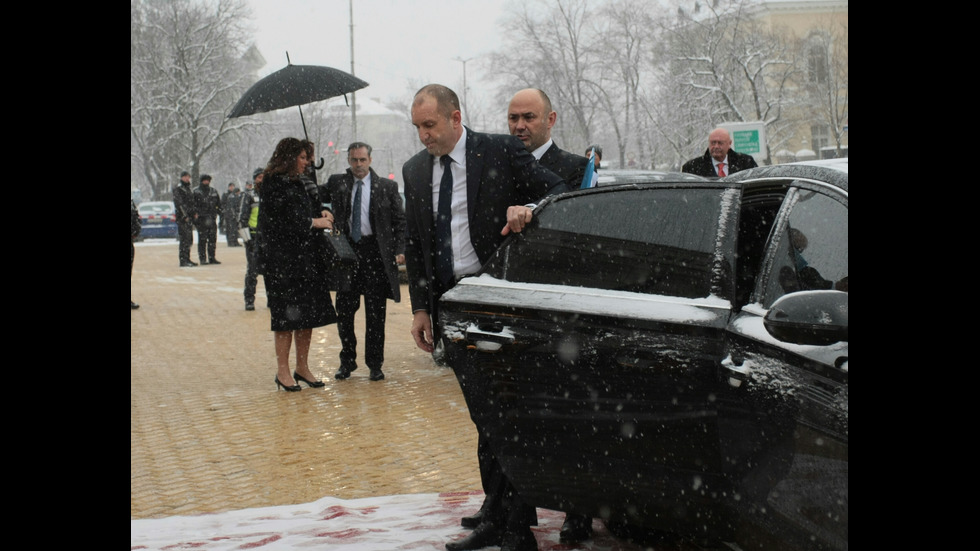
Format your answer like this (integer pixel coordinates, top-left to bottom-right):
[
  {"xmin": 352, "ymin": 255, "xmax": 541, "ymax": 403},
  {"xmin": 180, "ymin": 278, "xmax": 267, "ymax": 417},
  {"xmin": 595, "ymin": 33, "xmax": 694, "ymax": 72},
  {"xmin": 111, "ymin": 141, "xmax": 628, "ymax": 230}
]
[{"xmin": 484, "ymin": 186, "xmax": 735, "ymax": 299}]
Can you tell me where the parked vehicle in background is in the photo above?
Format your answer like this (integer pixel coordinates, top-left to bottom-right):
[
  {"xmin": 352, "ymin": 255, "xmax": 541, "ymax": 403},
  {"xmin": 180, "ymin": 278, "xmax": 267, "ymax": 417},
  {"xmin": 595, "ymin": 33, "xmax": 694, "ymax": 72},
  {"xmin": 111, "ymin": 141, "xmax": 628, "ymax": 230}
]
[
  {"xmin": 137, "ymin": 201, "xmax": 178, "ymax": 240},
  {"xmin": 438, "ymin": 160, "xmax": 847, "ymax": 550}
]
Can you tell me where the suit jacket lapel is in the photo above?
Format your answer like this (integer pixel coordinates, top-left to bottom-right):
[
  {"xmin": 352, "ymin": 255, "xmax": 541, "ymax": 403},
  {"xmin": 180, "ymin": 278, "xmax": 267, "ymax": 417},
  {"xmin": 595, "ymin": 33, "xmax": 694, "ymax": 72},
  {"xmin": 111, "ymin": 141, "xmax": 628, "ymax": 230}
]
[
  {"xmin": 540, "ymin": 143, "xmax": 557, "ymax": 169},
  {"xmin": 465, "ymin": 128, "xmax": 484, "ymax": 224},
  {"xmin": 337, "ymin": 174, "xmax": 352, "ymax": 229},
  {"xmin": 367, "ymin": 168, "xmax": 380, "ymax": 227},
  {"xmin": 416, "ymin": 155, "xmax": 435, "ymax": 232}
]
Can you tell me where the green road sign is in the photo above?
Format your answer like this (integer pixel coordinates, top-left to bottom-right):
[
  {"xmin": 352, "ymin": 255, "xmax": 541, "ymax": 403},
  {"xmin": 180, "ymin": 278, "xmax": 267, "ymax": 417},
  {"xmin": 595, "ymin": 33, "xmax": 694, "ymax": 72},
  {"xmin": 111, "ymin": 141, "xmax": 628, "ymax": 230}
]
[{"xmin": 733, "ymin": 130, "xmax": 760, "ymax": 155}]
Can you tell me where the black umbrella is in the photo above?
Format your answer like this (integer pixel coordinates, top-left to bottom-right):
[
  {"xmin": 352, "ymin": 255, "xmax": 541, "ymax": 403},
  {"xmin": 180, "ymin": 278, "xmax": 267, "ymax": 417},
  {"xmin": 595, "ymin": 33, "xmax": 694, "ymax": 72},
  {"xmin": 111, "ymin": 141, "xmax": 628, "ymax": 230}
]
[
  {"xmin": 228, "ymin": 55, "xmax": 369, "ymax": 177},
  {"xmin": 229, "ymin": 57, "xmax": 368, "ymax": 131},
  {"xmin": 228, "ymin": 63, "xmax": 368, "ymax": 118}
]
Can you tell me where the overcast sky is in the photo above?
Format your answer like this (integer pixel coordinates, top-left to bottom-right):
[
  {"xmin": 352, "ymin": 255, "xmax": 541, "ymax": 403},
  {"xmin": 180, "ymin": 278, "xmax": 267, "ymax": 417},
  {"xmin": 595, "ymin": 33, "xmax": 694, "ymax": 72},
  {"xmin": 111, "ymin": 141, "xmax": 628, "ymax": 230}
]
[{"xmin": 247, "ymin": 0, "xmax": 510, "ymax": 104}]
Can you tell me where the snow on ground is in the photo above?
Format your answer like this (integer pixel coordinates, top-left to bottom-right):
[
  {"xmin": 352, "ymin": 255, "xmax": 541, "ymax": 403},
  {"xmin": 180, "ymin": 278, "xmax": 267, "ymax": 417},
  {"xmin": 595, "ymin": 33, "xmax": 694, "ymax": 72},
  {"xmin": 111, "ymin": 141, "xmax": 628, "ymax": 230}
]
[{"xmin": 131, "ymin": 491, "xmax": 654, "ymax": 550}]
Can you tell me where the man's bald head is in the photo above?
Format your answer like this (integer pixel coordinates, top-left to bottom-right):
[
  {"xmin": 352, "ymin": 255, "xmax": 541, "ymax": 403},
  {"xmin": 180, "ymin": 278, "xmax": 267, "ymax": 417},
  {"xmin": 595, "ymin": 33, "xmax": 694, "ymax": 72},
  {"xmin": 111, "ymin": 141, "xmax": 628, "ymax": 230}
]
[{"xmin": 507, "ymin": 88, "xmax": 556, "ymax": 152}]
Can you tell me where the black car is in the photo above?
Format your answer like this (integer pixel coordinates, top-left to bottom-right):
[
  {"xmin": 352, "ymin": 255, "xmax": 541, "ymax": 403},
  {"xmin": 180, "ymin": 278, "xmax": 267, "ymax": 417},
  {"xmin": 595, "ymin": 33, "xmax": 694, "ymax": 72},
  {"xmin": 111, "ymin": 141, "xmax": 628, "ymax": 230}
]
[
  {"xmin": 438, "ymin": 160, "xmax": 847, "ymax": 550},
  {"xmin": 595, "ymin": 168, "xmax": 708, "ymax": 186},
  {"xmin": 137, "ymin": 201, "xmax": 179, "ymax": 240}
]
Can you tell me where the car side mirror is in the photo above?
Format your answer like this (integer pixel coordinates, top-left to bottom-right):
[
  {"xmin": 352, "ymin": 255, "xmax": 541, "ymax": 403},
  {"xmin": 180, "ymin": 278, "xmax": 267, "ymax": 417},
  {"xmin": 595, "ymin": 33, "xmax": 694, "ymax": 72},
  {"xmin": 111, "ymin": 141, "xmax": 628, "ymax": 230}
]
[{"xmin": 764, "ymin": 290, "xmax": 848, "ymax": 346}]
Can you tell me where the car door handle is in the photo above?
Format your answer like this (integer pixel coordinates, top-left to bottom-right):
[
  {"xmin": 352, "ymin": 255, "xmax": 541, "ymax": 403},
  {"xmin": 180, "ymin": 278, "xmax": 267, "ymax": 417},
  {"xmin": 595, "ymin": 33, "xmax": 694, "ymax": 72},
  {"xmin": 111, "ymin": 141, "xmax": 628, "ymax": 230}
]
[
  {"xmin": 465, "ymin": 325, "xmax": 515, "ymax": 352},
  {"xmin": 721, "ymin": 354, "xmax": 751, "ymax": 388}
]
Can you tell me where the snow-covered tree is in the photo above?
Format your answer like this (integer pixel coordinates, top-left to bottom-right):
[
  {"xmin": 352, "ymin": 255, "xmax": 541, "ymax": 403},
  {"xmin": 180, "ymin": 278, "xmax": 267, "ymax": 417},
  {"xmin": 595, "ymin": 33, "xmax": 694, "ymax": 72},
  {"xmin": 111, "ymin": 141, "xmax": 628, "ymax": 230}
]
[{"xmin": 131, "ymin": 0, "xmax": 255, "ymax": 200}]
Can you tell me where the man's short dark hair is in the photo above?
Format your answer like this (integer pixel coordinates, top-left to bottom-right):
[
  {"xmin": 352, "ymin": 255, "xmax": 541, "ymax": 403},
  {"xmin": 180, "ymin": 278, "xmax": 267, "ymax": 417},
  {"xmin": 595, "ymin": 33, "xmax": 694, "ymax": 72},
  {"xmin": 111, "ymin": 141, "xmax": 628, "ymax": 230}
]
[
  {"xmin": 414, "ymin": 84, "xmax": 460, "ymax": 118},
  {"xmin": 586, "ymin": 144, "xmax": 602, "ymax": 158},
  {"xmin": 347, "ymin": 142, "xmax": 373, "ymax": 156}
]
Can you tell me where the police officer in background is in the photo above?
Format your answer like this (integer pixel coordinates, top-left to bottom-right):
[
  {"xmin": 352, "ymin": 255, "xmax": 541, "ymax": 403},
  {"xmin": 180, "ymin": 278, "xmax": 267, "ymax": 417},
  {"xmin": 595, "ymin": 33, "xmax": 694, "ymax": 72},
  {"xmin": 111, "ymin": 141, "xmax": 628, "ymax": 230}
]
[
  {"xmin": 222, "ymin": 183, "xmax": 242, "ymax": 247},
  {"xmin": 173, "ymin": 171, "xmax": 197, "ymax": 267},
  {"xmin": 132, "ymin": 199, "xmax": 142, "ymax": 309},
  {"xmin": 193, "ymin": 174, "xmax": 222, "ymax": 265},
  {"xmin": 239, "ymin": 168, "xmax": 264, "ymax": 310}
]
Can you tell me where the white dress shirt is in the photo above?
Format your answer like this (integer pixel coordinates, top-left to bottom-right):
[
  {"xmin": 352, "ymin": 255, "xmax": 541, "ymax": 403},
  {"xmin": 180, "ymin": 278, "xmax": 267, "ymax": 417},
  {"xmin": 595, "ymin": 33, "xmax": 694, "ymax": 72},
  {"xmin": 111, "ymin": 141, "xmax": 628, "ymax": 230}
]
[
  {"xmin": 351, "ymin": 172, "xmax": 372, "ymax": 237},
  {"xmin": 713, "ymin": 157, "xmax": 729, "ymax": 176},
  {"xmin": 432, "ymin": 127, "xmax": 481, "ymax": 278},
  {"xmin": 530, "ymin": 138, "xmax": 553, "ymax": 160}
]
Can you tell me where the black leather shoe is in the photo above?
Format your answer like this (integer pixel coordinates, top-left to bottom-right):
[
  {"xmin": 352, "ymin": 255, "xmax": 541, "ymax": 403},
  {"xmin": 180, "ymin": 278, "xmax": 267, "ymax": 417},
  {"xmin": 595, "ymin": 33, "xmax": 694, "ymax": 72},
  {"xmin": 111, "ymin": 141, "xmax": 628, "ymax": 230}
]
[
  {"xmin": 180, "ymin": 261, "xmax": 197, "ymax": 267},
  {"xmin": 460, "ymin": 510, "xmax": 483, "ymax": 529},
  {"xmin": 334, "ymin": 366, "xmax": 353, "ymax": 380},
  {"xmin": 559, "ymin": 513, "xmax": 592, "ymax": 543},
  {"xmin": 445, "ymin": 521, "xmax": 501, "ymax": 551},
  {"xmin": 131, "ymin": 301, "xmax": 140, "ymax": 310},
  {"xmin": 461, "ymin": 493, "xmax": 495, "ymax": 528},
  {"xmin": 209, "ymin": 259, "xmax": 221, "ymax": 264},
  {"xmin": 245, "ymin": 302, "xmax": 255, "ymax": 311},
  {"xmin": 500, "ymin": 527, "xmax": 537, "ymax": 551},
  {"xmin": 369, "ymin": 368, "xmax": 385, "ymax": 381},
  {"xmin": 200, "ymin": 259, "xmax": 208, "ymax": 265}
]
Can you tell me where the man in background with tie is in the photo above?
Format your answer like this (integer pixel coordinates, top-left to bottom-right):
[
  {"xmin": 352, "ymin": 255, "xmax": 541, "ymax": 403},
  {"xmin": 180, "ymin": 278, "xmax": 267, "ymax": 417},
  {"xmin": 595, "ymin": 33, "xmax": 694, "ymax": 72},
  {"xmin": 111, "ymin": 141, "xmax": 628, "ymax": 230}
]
[
  {"xmin": 682, "ymin": 127, "xmax": 758, "ymax": 177},
  {"xmin": 403, "ymin": 84, "xmax": 568, "ymax": 551},
  {"xmin": 322, "ymin": 142, "xmax": 406, "ymax": 382}
]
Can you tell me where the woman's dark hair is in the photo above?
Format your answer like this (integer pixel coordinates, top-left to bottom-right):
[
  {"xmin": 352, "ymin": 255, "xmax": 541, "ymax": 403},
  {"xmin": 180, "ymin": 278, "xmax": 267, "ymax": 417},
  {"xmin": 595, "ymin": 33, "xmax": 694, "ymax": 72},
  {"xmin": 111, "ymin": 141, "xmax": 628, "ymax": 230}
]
[{"xmin": 259, "ymin": 138, "xmax": 314, "ymax": 193}]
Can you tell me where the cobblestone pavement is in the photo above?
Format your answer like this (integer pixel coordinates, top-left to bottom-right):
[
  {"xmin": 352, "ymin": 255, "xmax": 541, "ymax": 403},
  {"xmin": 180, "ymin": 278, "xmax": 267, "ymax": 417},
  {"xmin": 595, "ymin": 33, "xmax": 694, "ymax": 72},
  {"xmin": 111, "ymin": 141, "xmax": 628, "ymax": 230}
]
[{"xmin": 131, "ymin": 239, "xmax": 481, "ymax": 520}]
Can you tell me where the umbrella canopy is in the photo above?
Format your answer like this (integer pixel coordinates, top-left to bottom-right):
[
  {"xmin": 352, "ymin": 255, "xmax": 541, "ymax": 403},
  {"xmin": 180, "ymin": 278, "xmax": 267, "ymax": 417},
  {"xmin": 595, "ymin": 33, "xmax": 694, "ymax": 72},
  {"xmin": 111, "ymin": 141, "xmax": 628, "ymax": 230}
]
[{"xmin": 228, "ymin": 64, "xmax": 369, "ymax": 119}]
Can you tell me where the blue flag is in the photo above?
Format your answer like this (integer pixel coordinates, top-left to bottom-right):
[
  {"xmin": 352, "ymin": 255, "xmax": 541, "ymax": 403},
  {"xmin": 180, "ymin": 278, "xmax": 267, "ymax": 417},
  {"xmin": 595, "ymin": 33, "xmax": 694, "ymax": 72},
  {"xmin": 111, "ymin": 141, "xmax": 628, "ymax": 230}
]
[{"xmin": 580, "ymin": 148, "xmax": 596, "ymax": 189}]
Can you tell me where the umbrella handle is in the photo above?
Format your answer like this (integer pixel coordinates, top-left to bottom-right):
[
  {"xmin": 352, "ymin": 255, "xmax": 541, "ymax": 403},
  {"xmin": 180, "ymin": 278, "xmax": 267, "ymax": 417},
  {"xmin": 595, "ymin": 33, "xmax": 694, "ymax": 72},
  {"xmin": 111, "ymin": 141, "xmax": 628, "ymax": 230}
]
[{"xmin": 315, "ymin": 157, "xmax": 324, "ymax": 170}]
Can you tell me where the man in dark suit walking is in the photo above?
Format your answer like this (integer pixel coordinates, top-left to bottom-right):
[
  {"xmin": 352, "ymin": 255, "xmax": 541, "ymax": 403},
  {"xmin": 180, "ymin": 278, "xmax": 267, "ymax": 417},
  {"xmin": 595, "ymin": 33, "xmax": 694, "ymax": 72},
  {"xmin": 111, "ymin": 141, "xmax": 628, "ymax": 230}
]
[
  {"xmin": 682, "ymin": 127, "xmax": 758, "ymax": 177},
  {"xmin": 403, "ymin": 84, "xmax": 568, "ymax": 551},
  {"xmin": 322, "ymin": 142, "xmax": 406, "ymax": 382}
]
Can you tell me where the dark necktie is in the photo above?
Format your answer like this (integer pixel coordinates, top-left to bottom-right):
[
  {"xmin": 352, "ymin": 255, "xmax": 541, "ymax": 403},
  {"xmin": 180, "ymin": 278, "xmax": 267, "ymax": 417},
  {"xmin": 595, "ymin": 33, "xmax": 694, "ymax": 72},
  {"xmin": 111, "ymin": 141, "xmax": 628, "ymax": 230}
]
[
  {"xmin": 351, "ymin": 180, "xmax": 363, "ymax": 242},
  {"xmin": 436, "ymin": 155, "xmax": 454, "ymax": 288}
]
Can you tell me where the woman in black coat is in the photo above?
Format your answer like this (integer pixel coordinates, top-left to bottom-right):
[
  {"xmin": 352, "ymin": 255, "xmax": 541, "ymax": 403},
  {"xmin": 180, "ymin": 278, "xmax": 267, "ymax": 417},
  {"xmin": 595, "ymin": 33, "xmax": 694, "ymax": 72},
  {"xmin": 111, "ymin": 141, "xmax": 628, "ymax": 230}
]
[{"xmin": 257, "ymin": 137, "xmax": 338, "ymax": 391}]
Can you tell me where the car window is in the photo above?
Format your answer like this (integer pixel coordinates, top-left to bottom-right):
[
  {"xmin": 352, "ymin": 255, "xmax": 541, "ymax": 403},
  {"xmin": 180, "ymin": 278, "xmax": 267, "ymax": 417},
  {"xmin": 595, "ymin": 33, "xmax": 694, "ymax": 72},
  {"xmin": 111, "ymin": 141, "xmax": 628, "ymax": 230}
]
[
  {"xmin": 760, "ymin": 189, "xmax": 848, "ymax": 308},
  {"xmin": 484, "ymin": 187, "xmax": 736, "ymax": 298},
  {"xmin": 139, "ymin": 203, "xmax": 172, "ymax": 214}
]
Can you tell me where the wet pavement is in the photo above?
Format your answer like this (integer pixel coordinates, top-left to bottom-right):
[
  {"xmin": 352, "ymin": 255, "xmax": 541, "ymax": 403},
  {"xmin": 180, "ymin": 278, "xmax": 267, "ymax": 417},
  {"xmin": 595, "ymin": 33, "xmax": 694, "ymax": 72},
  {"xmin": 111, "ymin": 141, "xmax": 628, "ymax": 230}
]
[
  {"xmin": 130, "ymin": 238, "xmax": 731, "ymax": 550},
  {"xmin": 131, "ymin": 239, "xmax": 481, "ymax": 519}
]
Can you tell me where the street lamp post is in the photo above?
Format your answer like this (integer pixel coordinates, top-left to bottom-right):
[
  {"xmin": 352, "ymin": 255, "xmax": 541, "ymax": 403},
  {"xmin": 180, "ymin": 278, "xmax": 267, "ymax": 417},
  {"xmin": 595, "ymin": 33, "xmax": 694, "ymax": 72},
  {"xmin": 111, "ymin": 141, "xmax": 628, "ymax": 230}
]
[
  {"xmin": 349, "ymin": 0, "xmax": 357, "ymax": 140},
  {"xmin": 454, "ymin": 56, "xmax": 474, "ymax": 126}
]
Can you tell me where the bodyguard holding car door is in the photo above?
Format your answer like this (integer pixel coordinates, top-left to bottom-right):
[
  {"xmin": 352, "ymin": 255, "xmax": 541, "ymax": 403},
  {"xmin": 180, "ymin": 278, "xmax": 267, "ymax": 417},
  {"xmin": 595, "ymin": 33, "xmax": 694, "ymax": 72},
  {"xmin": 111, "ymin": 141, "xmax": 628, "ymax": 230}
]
[{"xmin": 508, "ymin": 88, "xmax": 593, "ymax": 545}]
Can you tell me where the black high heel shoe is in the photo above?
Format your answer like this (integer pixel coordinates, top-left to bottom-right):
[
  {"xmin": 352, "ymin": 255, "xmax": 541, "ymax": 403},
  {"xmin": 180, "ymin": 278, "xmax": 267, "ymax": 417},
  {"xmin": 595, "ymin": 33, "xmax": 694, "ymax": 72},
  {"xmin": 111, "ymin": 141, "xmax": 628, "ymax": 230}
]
[
  {"xmin": 294, "ymin": 371, "xmax": 325, "ymax": 388},
  {"xmin": 275, "ymin": 376, "xmax": 301, "ymax": 392}
]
